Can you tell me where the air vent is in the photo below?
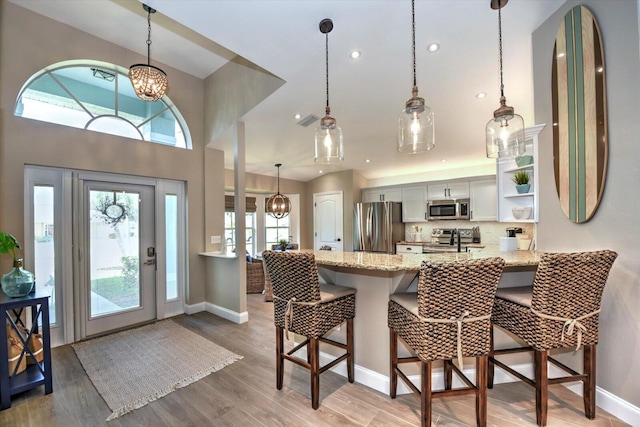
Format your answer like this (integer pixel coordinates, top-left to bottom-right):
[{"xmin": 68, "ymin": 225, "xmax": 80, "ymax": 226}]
[
  {"xmin": 297, "ymin": 114, "xmax": 319, "ymax": 127},
  {"xmin": 91, "ymin": 68, "xmax": 116, "ymax": 82}
]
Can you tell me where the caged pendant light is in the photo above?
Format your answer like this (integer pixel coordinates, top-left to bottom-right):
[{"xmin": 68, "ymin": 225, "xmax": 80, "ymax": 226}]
[
  {"xmin": 266, "ymin": 164, "xmax": 291, "ymax": 219},
  {"xmin": 314, "ymin": 19, "xmax": 344, "ymax": 164},
  {"xmin": 397, "ymin": 0, "xmax": 434, "ymax": 154},
  {"xmin": 129, "ymin": 4, "xmax": 168, "ymax": 102},
  {"xmin": 485, "ymin": 0, "xmax": 525, "ymax": 159}
]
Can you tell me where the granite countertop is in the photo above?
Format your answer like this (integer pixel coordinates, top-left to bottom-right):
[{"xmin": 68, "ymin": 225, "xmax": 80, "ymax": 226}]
[{"xmin": 300, "ymin": 249, "xmax": 539, "ymax": 272}]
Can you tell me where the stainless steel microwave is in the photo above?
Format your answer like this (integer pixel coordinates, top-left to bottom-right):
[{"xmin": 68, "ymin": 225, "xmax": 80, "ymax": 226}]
[{"xmin": 427, "ymin": 199, "xmax": 470, "ymax": 220}]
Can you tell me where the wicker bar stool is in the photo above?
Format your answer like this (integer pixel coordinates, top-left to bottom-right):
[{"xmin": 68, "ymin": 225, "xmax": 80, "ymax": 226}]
[
  {"xmin": 489, "ymin": 250, "xmax": 618, "ymax": 426},
  {"xmin": 262, "ymin": 250, "xmax": 356, "ymax": 409},
  {"xmin": 388, "ymin": 257, "xmax": 505, "ymax": 427}
]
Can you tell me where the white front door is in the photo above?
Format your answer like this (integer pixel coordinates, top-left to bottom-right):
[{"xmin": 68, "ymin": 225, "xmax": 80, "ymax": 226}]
[
  {"xmin": 313, "ymin": 192, "xmax": 343, "ymax": 251},
  {"xmin": 81, "ymin": 181, "xmax": 156, "ymax": 337}
]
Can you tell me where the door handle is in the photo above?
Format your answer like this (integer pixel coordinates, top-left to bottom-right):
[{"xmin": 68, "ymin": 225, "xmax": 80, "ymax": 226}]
[{"xmin": 144, "ymin": 259, "xmax": 155, "ymax": 265}]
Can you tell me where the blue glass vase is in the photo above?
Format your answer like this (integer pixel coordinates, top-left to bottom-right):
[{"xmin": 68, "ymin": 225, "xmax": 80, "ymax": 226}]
[{"xmin": 1, "ymin": 258, "xmax": 35, "ymax": 297}]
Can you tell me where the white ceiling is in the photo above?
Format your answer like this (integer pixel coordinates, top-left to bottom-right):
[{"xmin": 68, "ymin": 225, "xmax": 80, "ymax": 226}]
[{"xmin": 12, "ymin": 0, "xmax": 565, "ymax": 183}]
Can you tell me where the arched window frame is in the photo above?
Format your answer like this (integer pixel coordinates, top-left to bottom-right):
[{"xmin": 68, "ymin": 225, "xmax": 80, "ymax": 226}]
[{"xmin": 14, "ymin": 60, "xmax": 192, "ymax": 149}]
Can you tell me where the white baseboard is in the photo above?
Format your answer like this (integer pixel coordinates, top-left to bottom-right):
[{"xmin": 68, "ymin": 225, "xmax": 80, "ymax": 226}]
[
  {"xmin": 312, "ymin": 350, "xmax": 640, "ymax": 427},
  {"xmin": 204, "ymin": 302, "xmax": 248, "ymax": 324},
  {"xmin": 184, "ymin": 302, "xmax": 205, "ymax": 314}
]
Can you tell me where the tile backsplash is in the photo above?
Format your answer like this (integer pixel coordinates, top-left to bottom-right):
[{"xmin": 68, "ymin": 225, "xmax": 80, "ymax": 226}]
[{"xmin": 404, "ymin": 221, "xmax": 535, "ymax": 246}]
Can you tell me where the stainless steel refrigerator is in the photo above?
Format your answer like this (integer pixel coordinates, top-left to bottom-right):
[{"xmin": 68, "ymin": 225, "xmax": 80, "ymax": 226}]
[{"xmin": 353, "ymin": 202, "xmax": 404, "ymax": 254}]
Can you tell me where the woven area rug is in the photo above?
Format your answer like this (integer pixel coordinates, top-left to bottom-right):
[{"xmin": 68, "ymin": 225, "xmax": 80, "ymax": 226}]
[{"xmin": 72, "ymin": 319, "xmax": 242, "ymax": 421}]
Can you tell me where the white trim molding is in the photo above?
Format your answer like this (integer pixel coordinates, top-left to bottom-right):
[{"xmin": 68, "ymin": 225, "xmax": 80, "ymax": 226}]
[{"xmin": 205, "ymin": 302, "xmax": 248, "ymax": 324}]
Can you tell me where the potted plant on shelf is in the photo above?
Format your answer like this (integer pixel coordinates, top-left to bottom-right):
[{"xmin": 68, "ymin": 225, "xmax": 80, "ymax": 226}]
[
  {"xmin": 0, "ymin": 232, "xmax": 35, "ymax": 297},
  {"xmin": 512, "ymin": 171, "xmax": 531, "ymax": 194}
]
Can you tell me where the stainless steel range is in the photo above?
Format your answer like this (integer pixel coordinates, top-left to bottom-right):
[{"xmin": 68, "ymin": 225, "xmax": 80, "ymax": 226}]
[{"xmin": 422, "ymin": 228, "xmax": 474, "ymax": 253}]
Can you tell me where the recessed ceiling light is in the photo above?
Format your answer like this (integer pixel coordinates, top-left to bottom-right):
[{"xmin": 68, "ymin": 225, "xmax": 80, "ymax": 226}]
[
  {"xmin": 427, "ymin": 43, "xmax": 440, "ymax": 52},
  {"xmin": 293, "ymin": 113, "xmax": 301, "ymax": 120},
  {"xmin": 441, "ymin": 159, "xmax": 447, "ymax": 163},
  {"xmin": 349, "ymin": 50, "xmax": 361, "ymax": 60},
  {"xmin": 475, "ymin": 92, "xmax": 487, "ymax": 99},
  {"xmin": 318, "ymin": 170, "xmax": 323, "ymax": 174},
  {"xmin": 365, "ymin": 159, "xmax": 371, "ymax": 163}
]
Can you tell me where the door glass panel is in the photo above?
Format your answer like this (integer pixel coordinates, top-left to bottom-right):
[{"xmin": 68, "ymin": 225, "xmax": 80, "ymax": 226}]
[
  {"xmin": 33, "ymin": 185, "xmax": 56, "ymax": 324},
  {"xmin": 165, "ymin": 194, "xmax": 178, "ymax": 301},
  {"xmin": 89, "ymin": 190, "xmax": 140, "ymax": 317}
]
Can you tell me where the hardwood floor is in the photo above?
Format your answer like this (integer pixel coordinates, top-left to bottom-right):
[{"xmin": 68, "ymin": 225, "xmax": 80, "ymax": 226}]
[{"xmin": 0, "ymin": 294, "xmax": 630, "ymax": 426}]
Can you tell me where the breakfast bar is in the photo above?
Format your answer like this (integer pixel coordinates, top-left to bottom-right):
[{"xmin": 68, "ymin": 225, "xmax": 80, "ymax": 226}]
[{"xmin": 300, "ymin": 249, "xmax": 540, "ymax": 394}]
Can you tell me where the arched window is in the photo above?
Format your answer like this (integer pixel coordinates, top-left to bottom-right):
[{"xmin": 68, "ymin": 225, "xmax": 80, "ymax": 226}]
[{"xmin": 14, "ymin": 60, "xmax": 192, "ymax": 149}]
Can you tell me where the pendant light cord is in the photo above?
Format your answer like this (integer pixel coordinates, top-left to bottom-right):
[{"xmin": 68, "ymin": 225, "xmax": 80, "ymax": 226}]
[
  {"xmin": 146, "ymin": 8, "xmax": 152, "ymax": 66},
  {"xmin": 498, "ymin": 0, "xmax": 504, "ymax": 97},
  {"xmin": 412, "ymin": 0, "xmax": 417, "ymax": 87},
  {"xmin": 325, "ymin": 32, "xmax": 330, "ymax": 109}
]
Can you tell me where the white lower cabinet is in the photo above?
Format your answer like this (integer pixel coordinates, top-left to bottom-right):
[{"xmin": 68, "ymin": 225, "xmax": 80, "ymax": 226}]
[{"xmin": 396, "ymin": 244, "xmax": 423, "ymax": 254}]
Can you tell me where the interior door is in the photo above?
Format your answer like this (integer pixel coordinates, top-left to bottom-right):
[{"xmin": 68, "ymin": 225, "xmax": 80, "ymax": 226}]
[
  {"xmin": 313, "ymin": 192, "xmax": 343, "ymax": 251},
  {"xmin": 81, "ymin": 182, "xmax": 156, "ymax": 337}
]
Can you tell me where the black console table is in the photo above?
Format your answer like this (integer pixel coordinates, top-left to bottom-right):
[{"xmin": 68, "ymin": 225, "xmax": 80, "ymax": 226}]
[{"xmin": 0, "ymin": 292, "xmax": 52, "ymax": 409}]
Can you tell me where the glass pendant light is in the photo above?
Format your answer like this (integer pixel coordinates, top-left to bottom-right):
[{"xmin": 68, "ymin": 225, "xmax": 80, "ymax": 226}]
[
  {"xmin": 486, "ymin": 0, "xmax": 525, "ymax": 158},
  {"xmin": 398, "ymin": 0, "xmax": 434, "ymax": 154},
  {"xmin": 266, "ymin": 164, "xmax": 291, "ymax": 219},
  {"xmin": 129, "ymin": 4, "xmax": 168, "ymax": 102},
  {"xmin": 314, "ymin": 19, "xmax": 344, "ymax": 164}
]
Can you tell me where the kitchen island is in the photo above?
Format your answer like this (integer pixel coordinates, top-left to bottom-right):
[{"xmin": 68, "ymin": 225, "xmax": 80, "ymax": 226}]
[{"xmin": 296, "ymin": 249, "xmax": 539, "ymax": 395}]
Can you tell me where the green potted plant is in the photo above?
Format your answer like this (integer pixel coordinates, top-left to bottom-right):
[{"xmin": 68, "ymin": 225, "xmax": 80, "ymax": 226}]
[
  {"xmin": 512, "ymin": 171, "xmax": 531, "ymax": 194},
  {"xmin": 278, "ymin": 238, "xmax": 289, "ymax": 251},
  {"xmin": 0, "ymin": 232, "xmax": 35, "ymax": 297}
]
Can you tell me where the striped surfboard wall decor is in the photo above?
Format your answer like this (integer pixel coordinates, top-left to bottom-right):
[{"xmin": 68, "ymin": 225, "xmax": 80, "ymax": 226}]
[{"xmin": 552, "ymin": 5, "xmax": 608, "ymax": 223}]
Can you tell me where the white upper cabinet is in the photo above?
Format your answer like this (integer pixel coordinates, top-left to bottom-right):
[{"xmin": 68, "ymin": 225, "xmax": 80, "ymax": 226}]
[
  {"xmin": 362, "ymin": 187, "xmax": 402, "ymax": 203},
  {"xmin": 469, "ymin": 179, "xmax": 497, "ymax": 221},
  {"xmin": 427, "ymin": 181, "xmax": 469, "ymax": 200},
  {"xmin": 401, "ymin": 185, "xmax": 428, "ymax": 222}
]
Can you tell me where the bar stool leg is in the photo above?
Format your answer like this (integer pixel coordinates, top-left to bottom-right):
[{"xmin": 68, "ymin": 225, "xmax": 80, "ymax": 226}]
[
  {"xmin": 276, "ymin": 326, "xmax": 284, "ymax": 390},
  {"xmin": 310, "ymin": 337, "xmax": 320, "ymax": 410},
  {"xmin": 389, "ymin": 328, "xmax": 398, "ymax": 398},
  {"xmin": 421, "ymin": 361, "xmax": 432, "ymax": 427},
  {"xmin": 583, "ymin": 344, "xmax": 596, "ymax": 419},
  {"xmin": 535, "ymin": 350, "xmax": 549, "ymax": 426},
  {"xmin": 444, "ymin": 360, "xmax": 453, "ymax": 390},
  {"xmin": 488, "ymin": 324, "xmax": 495, "ymax": 389},
  {"xmin": 476, "ymin": 356, "xmax": 488, "ymax": 427},
  {"xmin": 346, "ymin": 318, "xmax": 354, "ymax": 383}
]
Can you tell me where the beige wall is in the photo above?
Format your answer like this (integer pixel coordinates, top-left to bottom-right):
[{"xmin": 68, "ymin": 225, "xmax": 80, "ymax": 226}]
[
  {"xmin": 0, "ymin": 1, "xmax": 208, "ymax": 304},
  {"xmin": 533, "ymin": 0, "xmax": 640, "ymax": 406}
]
